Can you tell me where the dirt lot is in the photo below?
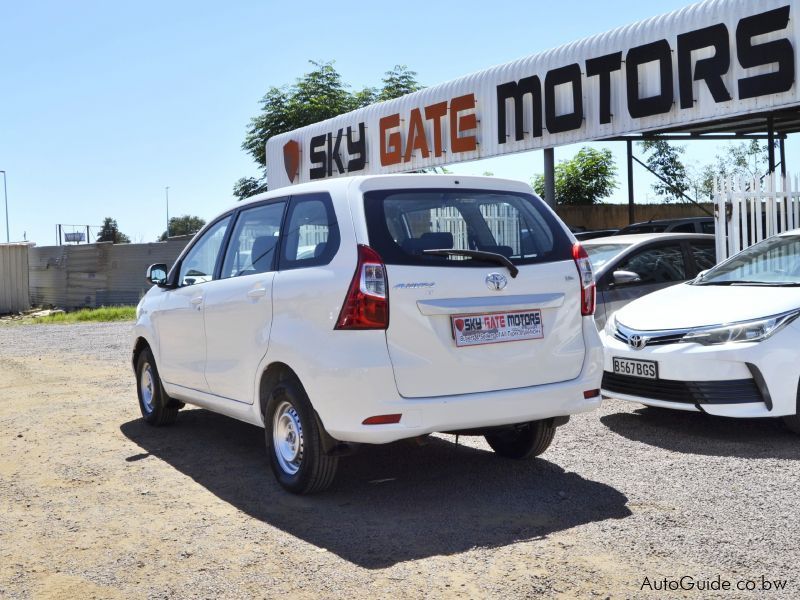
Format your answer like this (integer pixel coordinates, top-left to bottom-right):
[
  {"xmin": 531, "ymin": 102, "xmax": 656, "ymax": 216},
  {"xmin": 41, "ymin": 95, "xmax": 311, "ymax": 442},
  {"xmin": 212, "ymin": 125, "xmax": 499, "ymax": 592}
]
[{"xmin": 1, "ymin": 322, "xmax": 799, "ymax": 599}]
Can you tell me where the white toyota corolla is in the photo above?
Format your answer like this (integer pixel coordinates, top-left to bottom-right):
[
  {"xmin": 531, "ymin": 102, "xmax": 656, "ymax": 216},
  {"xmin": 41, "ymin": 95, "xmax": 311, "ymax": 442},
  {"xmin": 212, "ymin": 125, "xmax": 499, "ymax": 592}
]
[{"xmin": 601, "ymin": 230, "xmax": 800, "ymax": 433}]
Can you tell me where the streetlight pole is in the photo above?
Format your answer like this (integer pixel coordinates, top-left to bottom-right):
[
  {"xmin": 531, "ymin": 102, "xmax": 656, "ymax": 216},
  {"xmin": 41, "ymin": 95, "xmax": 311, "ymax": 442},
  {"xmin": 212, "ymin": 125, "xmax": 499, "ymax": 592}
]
[
  {"xmin": 165, "ymin": 186, "xmax": 170, "ymax": 239},
  {"xmin": 1, "ymin": 171, "xmax": 8, "ymax": 243}
]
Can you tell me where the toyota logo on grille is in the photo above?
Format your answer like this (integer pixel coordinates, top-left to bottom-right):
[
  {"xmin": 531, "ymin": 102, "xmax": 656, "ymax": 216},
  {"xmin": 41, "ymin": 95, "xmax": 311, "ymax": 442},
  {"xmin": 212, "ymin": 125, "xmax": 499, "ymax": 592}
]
[
  {"xmin": 485, "ymin": 272, "xmax": 507, "ymax": 291},
  {"xmin": 628, "ymin": 334, "xmax": 648, "ymax": 350}
]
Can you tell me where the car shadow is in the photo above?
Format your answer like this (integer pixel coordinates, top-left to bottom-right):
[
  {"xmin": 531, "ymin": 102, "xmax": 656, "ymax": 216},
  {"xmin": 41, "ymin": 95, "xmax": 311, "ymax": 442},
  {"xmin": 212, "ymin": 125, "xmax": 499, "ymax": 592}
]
[
  {"xmin": 601, "ymin": 406, "xmax": 800, "ymax": 459},
  {"xmin": 121, "ymin": 409, "xmax": 630, "ymax": 569}
]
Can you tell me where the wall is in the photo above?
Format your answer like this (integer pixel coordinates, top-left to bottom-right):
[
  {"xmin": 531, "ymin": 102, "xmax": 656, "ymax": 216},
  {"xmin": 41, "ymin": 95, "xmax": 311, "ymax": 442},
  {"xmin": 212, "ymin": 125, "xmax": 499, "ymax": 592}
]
[
  {"xmin": 29, "ymin": 240, "xmax": 190, "ymax": 309},
  {"xmin": 555, "ymin": 203, "xmax": 714, "ymax": 231},
  {"xmin": 0, "ymin": 243, "xmax": 31, "ymax": 314}
]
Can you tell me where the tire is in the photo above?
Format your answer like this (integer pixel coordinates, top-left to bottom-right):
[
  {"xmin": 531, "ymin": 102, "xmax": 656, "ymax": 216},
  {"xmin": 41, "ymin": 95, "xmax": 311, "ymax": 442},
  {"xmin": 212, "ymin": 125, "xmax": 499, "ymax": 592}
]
[
  {"xmin": 485, "ymin": 419, "xmax": 556, "ymax": 459},
  {"xmin": 783, "ymin": 414, "xmax": 800, "ymax": 435},
  {"xmin": 136, "ymin": 348, "xmax": 179, "ymax": 426},
  {"xmin": 264, "ymin": 379, "xmax": 338, "ymax": 494}
]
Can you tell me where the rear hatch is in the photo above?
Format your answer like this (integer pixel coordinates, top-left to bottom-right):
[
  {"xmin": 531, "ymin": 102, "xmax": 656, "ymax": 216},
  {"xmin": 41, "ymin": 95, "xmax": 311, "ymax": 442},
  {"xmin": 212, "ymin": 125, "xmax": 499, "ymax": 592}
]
[{"xmin": 364, "ymin": 187, "xmax": 586, "ymax": 398}]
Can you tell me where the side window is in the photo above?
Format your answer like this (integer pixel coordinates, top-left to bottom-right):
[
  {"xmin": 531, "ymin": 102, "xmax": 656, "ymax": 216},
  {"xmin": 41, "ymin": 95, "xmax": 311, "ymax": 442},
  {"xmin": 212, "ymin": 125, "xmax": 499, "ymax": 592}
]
[
  {"xmin": 178, "ymin": 216, "xmax": 231, "ymax": 286},
  {"xmin": 669, "ymin": 223, "xmax": 695, "ymax": 233},
  {"xmin": 279, "ymin": 193, "xmax": 339, "ymax": 270},
  {"xmin": 701, "ymin": 221, "xmax": 716, "ymax": 234},
  {"xmin": 221, "ymin": 201, "xmax": 286, "ymax": 278},
  {"xmin": 616, "ymin": 244, "xmax": 686, "ymax": 284},
  {"xmin": 690, "ymin": 242, "xmax": 717, "ymax": 271}
]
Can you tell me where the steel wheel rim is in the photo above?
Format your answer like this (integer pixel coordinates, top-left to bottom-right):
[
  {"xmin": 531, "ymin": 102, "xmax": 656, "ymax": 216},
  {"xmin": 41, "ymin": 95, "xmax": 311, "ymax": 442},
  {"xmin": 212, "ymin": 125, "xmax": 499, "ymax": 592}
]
[
  {"xmin": 273, "ymin": 401, "xmax": 304, "ymax": 475},
  {"xmin": 140, "ymin": 363, "xmax": 155, "ymax": 414}
]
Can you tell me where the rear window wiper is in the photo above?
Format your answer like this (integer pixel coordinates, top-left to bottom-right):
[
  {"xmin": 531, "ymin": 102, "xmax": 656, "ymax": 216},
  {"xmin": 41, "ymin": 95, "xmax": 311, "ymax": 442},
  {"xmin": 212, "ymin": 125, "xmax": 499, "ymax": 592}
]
[{"xmin": 422, "ymin": 249, "xmax": 519, "ymax": 278}]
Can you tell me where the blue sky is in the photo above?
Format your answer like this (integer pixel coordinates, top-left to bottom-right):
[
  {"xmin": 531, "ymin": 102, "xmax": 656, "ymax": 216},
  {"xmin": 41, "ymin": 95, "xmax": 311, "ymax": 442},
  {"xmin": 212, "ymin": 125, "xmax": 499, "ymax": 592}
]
[{"xmin": 0, "ymin": 0, "xmax": 791, "ymax": 244}]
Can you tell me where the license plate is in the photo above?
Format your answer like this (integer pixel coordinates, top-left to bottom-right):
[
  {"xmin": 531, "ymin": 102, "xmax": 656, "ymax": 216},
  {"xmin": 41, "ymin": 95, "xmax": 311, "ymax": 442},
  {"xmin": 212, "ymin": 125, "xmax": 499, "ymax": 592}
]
[
  {"xmin": 451, "ymin": 309, "xmax": 543, "ymax": 347},
  {"xmin": 612, "ymin": 357, "xmax": 659, "ymax": 379}
]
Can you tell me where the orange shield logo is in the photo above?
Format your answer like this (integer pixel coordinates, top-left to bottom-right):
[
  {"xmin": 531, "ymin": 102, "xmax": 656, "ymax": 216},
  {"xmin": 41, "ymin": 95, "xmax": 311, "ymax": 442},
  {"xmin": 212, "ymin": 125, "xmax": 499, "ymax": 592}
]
[{"xmin": 283, "ymin": 140, "xmax": 300, "ymax": 182}]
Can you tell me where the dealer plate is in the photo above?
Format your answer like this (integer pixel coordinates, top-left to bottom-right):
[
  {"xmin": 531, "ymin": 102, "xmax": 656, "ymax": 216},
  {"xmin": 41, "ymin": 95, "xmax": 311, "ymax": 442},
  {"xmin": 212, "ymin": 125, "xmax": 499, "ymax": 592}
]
[
  {"xmin": 612, "ymin": 357, "xmax": 659, "ymax": 380},
  {"xmin": 451, "ymin": 309, "xmax": 543, "ymax": 347}
]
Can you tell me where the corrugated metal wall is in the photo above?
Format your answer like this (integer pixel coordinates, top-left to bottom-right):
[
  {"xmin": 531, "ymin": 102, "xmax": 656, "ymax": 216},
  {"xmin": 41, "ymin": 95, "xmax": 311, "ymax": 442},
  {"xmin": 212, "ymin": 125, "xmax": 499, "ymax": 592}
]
[
  {"xmin": 0, "ymin": 244, "xmax": 31, "ymax": 314},
  {"xmin": 29, "ymin": 240, "xmax": 189, "ymax": 309}
]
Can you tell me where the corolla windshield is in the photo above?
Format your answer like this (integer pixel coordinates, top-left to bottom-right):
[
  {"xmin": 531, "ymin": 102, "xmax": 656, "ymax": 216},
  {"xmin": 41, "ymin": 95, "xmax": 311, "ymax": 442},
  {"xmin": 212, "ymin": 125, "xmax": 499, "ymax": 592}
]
[
  {"xmin": 694, "ymin": 234, "xmax": 800, "ymax": 286},
  {"xmin": 584, "ymin": 243, "xmax": 631, "ymax": 270}
]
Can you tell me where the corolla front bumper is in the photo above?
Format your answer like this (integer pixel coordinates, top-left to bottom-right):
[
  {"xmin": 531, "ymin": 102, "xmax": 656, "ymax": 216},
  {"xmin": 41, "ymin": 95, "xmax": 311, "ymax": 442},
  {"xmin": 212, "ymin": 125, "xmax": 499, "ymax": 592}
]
[{"xmin": 600, "ymin": 323, "xmax": 800, "ymax": 418}]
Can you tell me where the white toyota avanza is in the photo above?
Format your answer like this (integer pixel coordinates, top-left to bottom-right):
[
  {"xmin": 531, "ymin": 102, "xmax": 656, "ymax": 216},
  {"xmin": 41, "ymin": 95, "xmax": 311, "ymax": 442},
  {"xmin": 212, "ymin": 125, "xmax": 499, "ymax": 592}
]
[{"xmin": 133, "ymin": 175, "xmax": 603, "ymax": 493}]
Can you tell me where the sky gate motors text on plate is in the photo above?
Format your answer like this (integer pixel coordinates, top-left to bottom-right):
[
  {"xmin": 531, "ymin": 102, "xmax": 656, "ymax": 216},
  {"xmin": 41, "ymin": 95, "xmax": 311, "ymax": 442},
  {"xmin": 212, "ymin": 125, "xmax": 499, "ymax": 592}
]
[{"xmin": 281, "ymin": 4, "xmax": 795, "ymax": 183}]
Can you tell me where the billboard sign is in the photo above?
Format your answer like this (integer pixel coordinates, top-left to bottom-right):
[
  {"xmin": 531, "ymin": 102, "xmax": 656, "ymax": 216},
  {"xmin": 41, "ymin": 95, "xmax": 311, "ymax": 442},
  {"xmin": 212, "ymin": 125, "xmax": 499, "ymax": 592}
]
[{"xmin": 266, "ymin": 0, "xmax": 798, "ymax": 189}]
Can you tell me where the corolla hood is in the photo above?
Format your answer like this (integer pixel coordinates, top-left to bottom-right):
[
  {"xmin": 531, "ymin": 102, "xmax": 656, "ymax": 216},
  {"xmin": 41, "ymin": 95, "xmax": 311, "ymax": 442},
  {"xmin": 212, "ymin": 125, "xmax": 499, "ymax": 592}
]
[{"xmin": 613, "ymin": 282, "xmax": 800, "ymax": 331}]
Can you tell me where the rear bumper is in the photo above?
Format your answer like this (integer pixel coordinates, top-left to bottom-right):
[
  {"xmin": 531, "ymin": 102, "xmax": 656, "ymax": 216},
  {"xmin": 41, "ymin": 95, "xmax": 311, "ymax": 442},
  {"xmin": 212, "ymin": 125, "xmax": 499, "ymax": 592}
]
[{"xmin": 325, "ymin": 318, "xmax": 604, "ymax": 444}]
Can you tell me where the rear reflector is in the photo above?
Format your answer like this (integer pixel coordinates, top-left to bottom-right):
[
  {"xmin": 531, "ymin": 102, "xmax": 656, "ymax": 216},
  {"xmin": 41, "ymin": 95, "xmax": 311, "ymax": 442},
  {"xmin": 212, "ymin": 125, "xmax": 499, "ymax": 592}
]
[
  {"xmin": 572, "ymin": 242, "xmax": 596, "ymax": 317},
  {"xmin": 362, "ymin": 414, "xmax": 402, "ymax": 425},
  {"xmin": 583, "ymin": 389, "xmax": 601, "ymax": 399}
]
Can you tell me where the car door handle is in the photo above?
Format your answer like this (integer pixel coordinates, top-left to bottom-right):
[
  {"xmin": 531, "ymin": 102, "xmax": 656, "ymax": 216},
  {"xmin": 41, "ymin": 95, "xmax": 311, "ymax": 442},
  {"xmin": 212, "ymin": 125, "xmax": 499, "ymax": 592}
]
[
  {"xmin": 190, "ymin": 296, "xmax": 203, "ymax": 306},
  {"xmin": 247, "ymin": 287, "xmax": 267, "ymax": 299}
]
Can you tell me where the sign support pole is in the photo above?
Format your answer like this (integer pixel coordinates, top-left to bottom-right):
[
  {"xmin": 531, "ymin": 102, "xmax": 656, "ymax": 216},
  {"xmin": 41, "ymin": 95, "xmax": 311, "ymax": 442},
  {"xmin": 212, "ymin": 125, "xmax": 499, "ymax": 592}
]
[
  {"xmin": 627, "ymin": 140, "xmax": 635, "ymax": 225},
  {"xmin": 543, "ymin": 148, "xmax": 555, "ymax": 208}
]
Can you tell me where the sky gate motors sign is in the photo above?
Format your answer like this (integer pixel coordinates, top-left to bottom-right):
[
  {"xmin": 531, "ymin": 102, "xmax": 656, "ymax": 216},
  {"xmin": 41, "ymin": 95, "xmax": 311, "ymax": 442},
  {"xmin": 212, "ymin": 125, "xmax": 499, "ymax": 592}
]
[{"xmin": 267, "ymin": 0, "xmax": 800, "ymax": 189}]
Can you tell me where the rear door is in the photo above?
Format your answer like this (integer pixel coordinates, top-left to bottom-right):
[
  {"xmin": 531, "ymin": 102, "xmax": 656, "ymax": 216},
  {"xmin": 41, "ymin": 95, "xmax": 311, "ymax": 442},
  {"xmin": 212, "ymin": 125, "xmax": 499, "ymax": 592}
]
[
  {"xmin": 202, "ymin": 199, "xmax": 287, "ymax": 403},
  {"xmin": 364, "ymin": 188, "xmax": 585, "ymax": 398}
]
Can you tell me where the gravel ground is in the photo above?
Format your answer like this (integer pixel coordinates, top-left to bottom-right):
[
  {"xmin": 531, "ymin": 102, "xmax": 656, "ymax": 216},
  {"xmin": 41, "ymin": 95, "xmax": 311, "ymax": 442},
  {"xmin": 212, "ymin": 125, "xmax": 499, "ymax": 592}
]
[{"xmin": 1, "ymin": 321, "xmax": 798, "ymax": 599}]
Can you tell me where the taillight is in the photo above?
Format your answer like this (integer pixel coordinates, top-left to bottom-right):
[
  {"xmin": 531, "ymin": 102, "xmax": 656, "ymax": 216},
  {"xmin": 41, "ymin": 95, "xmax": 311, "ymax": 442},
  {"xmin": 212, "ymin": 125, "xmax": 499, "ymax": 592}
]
[
  {"xmin": 335, "ymin": 245, "xmax": 389, "ymax": 329},
  {"xmin": 572, "ymin": 242, "xmax": 595, "ymax": 316}
]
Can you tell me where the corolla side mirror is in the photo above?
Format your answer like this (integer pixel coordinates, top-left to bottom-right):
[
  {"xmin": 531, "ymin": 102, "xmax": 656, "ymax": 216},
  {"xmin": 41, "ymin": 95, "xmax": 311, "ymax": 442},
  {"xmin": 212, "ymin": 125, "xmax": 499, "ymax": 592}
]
[
  {"xmin": 612, "ymin": 270, "xmax": 641, "ymax": 286},
  {"xmin": 146, "ymin": 263, "xmax": 169, "ymax": 287}
]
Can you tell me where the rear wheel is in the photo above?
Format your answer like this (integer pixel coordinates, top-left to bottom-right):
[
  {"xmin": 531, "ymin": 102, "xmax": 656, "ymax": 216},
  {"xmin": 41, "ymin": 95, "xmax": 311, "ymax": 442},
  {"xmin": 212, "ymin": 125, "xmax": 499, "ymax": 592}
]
[
  {"xmin": 265, "ymin": 379, "xmax": 338, "ymax": 494},
  {"xmin": 136, "ymin": 349, "xmax": 180, "ymax": 426},
  {"xmin": 485, "ymin": 419, "xmax": 556, "ymax": 459}
]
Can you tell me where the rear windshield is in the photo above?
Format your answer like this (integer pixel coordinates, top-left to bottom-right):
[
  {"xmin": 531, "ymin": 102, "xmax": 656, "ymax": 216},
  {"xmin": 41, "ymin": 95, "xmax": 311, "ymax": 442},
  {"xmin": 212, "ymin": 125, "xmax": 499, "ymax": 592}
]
[{"xmin": 364, "ymin": 188, "xmax": 573, "ymax": 267}]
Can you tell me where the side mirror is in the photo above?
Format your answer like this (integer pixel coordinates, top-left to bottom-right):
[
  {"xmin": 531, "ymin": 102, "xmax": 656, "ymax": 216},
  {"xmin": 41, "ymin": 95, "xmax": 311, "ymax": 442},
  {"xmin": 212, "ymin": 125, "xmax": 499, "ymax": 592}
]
[
  {"xmin": 146, "ymin": 263, "xmax": 169, "ymax": 287},
  {"xmin": 612, "ymin": 270, "xmax": 641, "ymax": 286}
]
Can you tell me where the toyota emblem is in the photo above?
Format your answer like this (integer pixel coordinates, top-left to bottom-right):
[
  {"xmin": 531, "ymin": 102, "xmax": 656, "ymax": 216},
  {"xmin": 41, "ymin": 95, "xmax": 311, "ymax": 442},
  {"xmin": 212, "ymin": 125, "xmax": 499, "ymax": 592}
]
[
  {"xmin": 628, "ymin": 334, "xmax": 648, "ymax": 350},
  {"xmin": 485, "ymin": 272, "xmax": 507, "ymax": 291}
]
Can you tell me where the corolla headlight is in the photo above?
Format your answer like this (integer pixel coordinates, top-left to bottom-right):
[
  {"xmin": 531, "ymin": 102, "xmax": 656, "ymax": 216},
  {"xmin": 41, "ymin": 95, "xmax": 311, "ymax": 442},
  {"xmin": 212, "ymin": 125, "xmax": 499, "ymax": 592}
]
[{"xmin": 681, "ymin": 310, "xmax": 800, "ymax": 345}]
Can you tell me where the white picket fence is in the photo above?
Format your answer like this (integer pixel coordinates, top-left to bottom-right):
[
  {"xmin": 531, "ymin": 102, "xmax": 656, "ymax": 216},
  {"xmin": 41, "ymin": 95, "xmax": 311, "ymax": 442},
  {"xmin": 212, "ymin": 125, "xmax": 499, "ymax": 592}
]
[
  {"xmin": 430, "ymin": 205, "xmax": 521, "ymax": 250},
  {"xmin": 713, "ymin": 173, "xmax": 800, "ymax": 262}
]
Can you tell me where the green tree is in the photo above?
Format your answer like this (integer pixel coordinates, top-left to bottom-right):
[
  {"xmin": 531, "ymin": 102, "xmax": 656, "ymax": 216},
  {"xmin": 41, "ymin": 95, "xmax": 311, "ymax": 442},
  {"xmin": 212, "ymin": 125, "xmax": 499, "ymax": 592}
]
[
  {"xmin": 159, "ymin": 215, "xmax": 206, "ymax": 241},
  {"xmin": 532, "ymin": 147, "xmax": 618, "ymax": 205},
  {"xmin": 377, "ymin": 65, "xmax": 423, "ymax": 101},
  {"xmin": 686, "ymin": 162, "xmax": 717, "ymax": 202},
  {"xmin": 96, "ymin": 217, "xmax": 130, "ymax": 244},
  {"xmin": 716, "ymin": 140, "xmax": 769, "ymax": 181},
  {"xmin": 236, "ymin": 62, "xmax": 422, "ymax": 200},
  {"xmin": 639, "ymin": 138, "xmax": 690, "ymax": 203}
]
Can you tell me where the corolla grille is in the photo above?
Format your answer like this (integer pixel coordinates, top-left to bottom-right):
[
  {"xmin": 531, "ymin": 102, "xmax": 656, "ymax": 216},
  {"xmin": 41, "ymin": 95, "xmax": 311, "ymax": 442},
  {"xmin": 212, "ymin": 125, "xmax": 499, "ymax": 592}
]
[{"xmin": 613, "ymin": 322, "xmax": 691, "ymax": 347}]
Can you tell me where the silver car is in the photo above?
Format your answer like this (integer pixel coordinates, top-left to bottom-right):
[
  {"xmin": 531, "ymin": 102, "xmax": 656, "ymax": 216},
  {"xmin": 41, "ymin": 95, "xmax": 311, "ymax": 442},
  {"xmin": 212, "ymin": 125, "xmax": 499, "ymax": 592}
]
[{"xmin": 583, "ymin": 233, "xmax": 716, "ymax": 329}]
